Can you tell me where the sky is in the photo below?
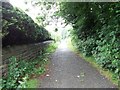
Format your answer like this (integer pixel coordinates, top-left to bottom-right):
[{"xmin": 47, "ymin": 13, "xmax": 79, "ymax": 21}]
[
  {"xmin": 9, "ymin": 0, "xmax": 72, "ymax": 37},
  {"xmin": 9, "ymin": 0, "xmax": 39, "ymax": 20}
]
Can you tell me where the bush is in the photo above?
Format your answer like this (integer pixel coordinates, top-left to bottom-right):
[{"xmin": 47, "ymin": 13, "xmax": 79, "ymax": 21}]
[
  {"xmin": 59, "ymin": 2, "xmax": 120, "ymax": 80},
  {"xmin": 2, "ymin": 2, "xmax": 50, "ymax": 47}
]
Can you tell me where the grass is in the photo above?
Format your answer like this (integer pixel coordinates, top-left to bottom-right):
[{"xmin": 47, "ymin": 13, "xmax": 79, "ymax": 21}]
[
  {"xmin": 1, "ymin": 42, "xmax": 58, "ymax": 89},
  {"xmin": 79, "ymin": 53, "xmax": 118, "ymax": 86},
  {"xmin": 67, "ymin": 38, "xmax": 119, "ymax": 87},
  {"xmin": 24, "ymin": 42, "xmax": 58, "ymax": 88},
  {"xmin": 46, "ymin": 42, "xmax": 58, "ymax": 53},
  {"xmin": 26, "ymin": 79, "xmax": 38, "ymax": 88}
]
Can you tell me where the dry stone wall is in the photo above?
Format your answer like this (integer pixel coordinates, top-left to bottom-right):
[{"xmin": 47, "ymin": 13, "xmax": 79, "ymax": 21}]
[{"xmin": 1, "ymin": 41, "xmax": 51, "ymax": 77}]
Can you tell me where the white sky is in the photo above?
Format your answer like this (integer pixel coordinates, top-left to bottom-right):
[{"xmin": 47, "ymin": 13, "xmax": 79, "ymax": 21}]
[
  {"xmin": 9, "ymin": 0, "xmax": 73, "ymax": 35},
  {"xmin": 9, "ymin": 0, "xmax": 39, "ymax": 20}
]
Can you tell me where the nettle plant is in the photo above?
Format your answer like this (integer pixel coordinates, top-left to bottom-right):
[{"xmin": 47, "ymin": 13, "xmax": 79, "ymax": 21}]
[
  {"xmin": 2, "ymin": 56, "xmax": 27, "ymax": 88},
  {"xmin": 2, "ymin": 54, "xmax": 48, "ymax": 89}
]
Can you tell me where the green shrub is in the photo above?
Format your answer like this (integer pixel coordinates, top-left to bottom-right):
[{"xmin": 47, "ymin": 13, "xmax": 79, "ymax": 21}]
[
  {"xmin": 59, "ymin": 2, "xmax": 120, "ymax": 80},
  {"xmin": 2, "ymin": 2, "xmax": 50, "ymax": 47}
]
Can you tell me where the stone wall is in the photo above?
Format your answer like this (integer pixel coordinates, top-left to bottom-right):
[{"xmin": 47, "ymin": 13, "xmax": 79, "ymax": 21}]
[{"xmin": 1, "ymin": 41, "xmax": 51, "ymax": 77}]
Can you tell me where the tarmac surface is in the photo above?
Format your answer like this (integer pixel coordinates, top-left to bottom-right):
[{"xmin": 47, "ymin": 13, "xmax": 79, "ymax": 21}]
[{"xmin": 40, "ymin": 41, "xmax": 116, "ymax": 88}]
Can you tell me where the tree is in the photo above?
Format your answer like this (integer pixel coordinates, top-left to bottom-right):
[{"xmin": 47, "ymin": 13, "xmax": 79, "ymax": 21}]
[{"xmin": 58, "ymin": 2, "xmax": 120, "ymax": 80}]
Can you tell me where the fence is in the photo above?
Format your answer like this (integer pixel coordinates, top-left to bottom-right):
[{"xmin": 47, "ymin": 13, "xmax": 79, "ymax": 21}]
[{"xmin": 1, "ymin": 41, "xmax": 51, "ymax": 77}]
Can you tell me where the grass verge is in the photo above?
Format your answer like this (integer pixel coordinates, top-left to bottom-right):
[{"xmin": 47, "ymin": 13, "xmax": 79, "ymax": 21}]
[
  {"xmin": 26, "ymin": 79, "xmax": 38, "ymax": 88},
  {"xmin": 67, "ymin": 38, "xmax": 118, "ymax": 87},
  {"xmin": 25, "ymin": 42, "xmax": 58, "ymax": 88}
]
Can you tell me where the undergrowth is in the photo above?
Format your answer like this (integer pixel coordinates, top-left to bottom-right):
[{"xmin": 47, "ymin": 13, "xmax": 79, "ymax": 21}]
[
  {"xmin": 1, "ymin": 42, "xmax": 57, "ymax": 89},
  {"xmin": 67, "ymin": 38, "xmax": 119, "ymax": 86}
]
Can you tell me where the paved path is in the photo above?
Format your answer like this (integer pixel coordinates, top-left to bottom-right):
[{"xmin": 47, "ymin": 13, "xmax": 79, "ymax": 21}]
[{"xmin": 39, "ymin": 41, "xmax": 116, "ymax": 88}]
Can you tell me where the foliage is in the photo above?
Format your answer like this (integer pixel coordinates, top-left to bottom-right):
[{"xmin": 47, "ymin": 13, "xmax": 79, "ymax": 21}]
[
  {"xmin": 2, "ymin": 56, "xmax": 45, "ymax": 89},
  {"xmin": 2, "ymin": 2, "xmax": 50, "ymax": 47},
  {"xmin": 1, "ymin": 42, "xmax": 57, "ymax": 89},
  {"xmin": 2, "ymin": 54, "xmax": 45, "ymax": 88},
  {"xmin": 59, "ymin": 2, "xmax": 120, "ymax": 80},
  {"xmin": 45, "ymin": 42, "xmax": 58, "ymax": 53},
  {"xmin": 25, "ymin": 79, "xmax": 38, "ymax": 88}
]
